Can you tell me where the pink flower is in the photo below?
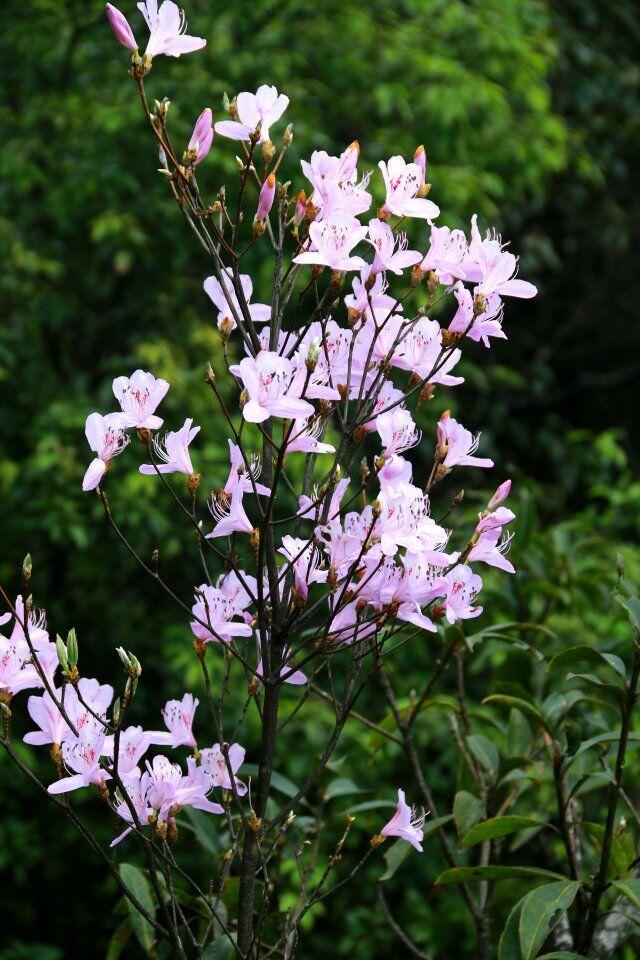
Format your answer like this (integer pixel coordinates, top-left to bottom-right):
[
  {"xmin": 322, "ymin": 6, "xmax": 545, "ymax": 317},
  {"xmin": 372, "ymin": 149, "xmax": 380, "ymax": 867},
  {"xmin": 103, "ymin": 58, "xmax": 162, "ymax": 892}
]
[
  {"xmin": 138, "ymin": 0, "xmax": 206, "ymax": 59},
  {"xmin": 113, "ymin": 369, "xmax": 169, "ymax": 429},
  {"xmin": 148, "ymin": 692, "xmax": 199, "ymax": 749},
  {"xmin": 105, "ymin": 3, "xmax": 138, "ymax": 51},
  {"xmin": 344, "ymin": 269, "xmax": 397, "ymax": 316},
  {"xmin": 48, "ymin": 721, "xmax": 109, "ymax": 795},
  {"xmin": 188, "ymin": 108, "xmax": 213, "ymax": 164},
  {"xmin": 381, "ymin": 789, "xmax": 425, "ymax": 852},
  {"xmin": 475, "ymin": 506, "xmax": 515, "ymax": 534},
  {"xmin": 24, "ymin": 689, "xmax": 70, "ymax": 746},
  {"xmin": 285, "ymin": 419, "xmax": 336, "ymax": 455},
  {"xmin": 394, "ymin": 317, "xmax": 463, "ymax": 386},
  {"xmin": 461, "ymin": 215, "xmax": 537, "ymax": 299},
  {"xmin": 223, "ymin": 440, "xmax": 270, "ymax": 497},
  {"xmin": 420, "ymin": 225, "xmax": 468, "ymax": 282},
  {"xmin": 468, "ymin": 529, "xmax": 515, "ymax": 574},
  {"xmin": 82, "ymin": 412, "xmax": 129, "ymax": 491},
  {"xmin": 230, "ymin": 352, "xmax": 315, "ymax": 424},
  {"xmin": 278, "ymin": 535, "xmax": 325, "ymax": 602},
  {"xmin": 200, "ymin": 742, "xmax": 247, "ymax": 795},
  {"xmin": 378, "ymin": 156, "xmax": 440, "ymax": 220},
  {"xmin": 66, "ymin": 678, "xmax": 114, "ymax": 737},
  {"xmin": 204, "ymin": 269, "xmax": 271, "ymax": 332},
  {"xmin": 376, "ymin": 408, "xmax": 421, "ymax": 459},
  {"xmin": 437, "ymin": 415, "xmax": 494, "ymax": 470},
  {"xmin": 301, "ymin": 147, "xmax": 372, "ymax": 219},
  {"xmin": 448, "ymin": 282, "xmax": 506, "ymax": 348},
  {"xmin": 207, "ymin": 486, "xmax": 254, "ymax": 538},
  {"xmin": 190, "ymin": 583, "xmax": 254, "ymax": 644},
  {"xmin": 139, "ymin": 418, "xmax": 199, "ymax": 477},
  {"xmin": 255, "ymin": 172, "xmax": 276, "ymax": 223},
  {"xmin": 293, "ymin": 213, "xmax": 368, "ymax": 272},
  {"xmin": 105, "ymin": 725, "xmax": 151, "ymax": 775},
  {"xmin": 443, "ymin": 565, "xmax": 483, "ymax": 623},
  {"xmin": 215, "ymin": 85, "xmax": 289, "ymax": 143},
  {"xmin": 0, "ymin": 638, "xmax": 48, "ymax": 697},
  {"xmin": 367, "ymin": 218, "xmax": 421, "ymax": 275}
]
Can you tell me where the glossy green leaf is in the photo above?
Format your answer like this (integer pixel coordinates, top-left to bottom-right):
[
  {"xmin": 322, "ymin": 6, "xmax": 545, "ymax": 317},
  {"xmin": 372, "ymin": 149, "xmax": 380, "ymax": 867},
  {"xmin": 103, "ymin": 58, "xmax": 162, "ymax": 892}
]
[
  {"xmin": 467, "ymin": 734, "xmax": 500, "ymax": 773},
  {"xmin": 611, "ymin": 878, "xmax": 640, "ymax": 912},
  {"xmin": 615, "ymin": 594, "xmax": 640, "ymax": 633},
  {"xmin": 483, "ymin": 696, "xmax": 552, "ymax": 734},
  {"xmin": 119, "ymin": 863, "xmax": 156, "ymax": 955},
  {"xmin": 380, "ymin": 838, "xmax": 411, "ymax": 881},
  {"xmin": 462, "ymin": 816, "xmax": 548, "ymax": 849},
  {"xmin": 324, "ymin": 777, "xmax": 366, "ymax": 801},
  {"xmin": 434, "ymin": 866, "xmax": 566, "ymax": 888},
  {"xmin": 547, "ymin": 646, "xmax": 626, "ymax": 679},
  {"xmin": 453, "ymin": 791, "xmax": 484, "ymax": 839},
  {"xmin": 498, "ymin": 898, "xmax": 524, "ymax": 960},
  {"xmin": 519, "ymin": 880, "xmax": 580, "ymax": 960}
]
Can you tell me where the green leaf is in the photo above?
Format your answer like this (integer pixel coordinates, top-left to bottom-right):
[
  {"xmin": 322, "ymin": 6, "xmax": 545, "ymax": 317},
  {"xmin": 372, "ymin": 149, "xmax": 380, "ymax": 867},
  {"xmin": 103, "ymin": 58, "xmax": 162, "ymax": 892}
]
[
  {"xmin": 467, "ymin": 734, "xmax": 500, "ymax": 773},
  {"xmin": 105, "ymin": 920, "xmax": 131, "ymax": 960},
  {"xmin": 423, "ymin": 814, "xmax": 455, "ymax": 839},
  {"xmin": 498, "ymin": 898, "xmax": 524, "ymax": 960},
  {"xmin": 519, "ymin": 881, "xmax": 580, "ymax": 960},
  {"xmin": 615, "ymin": 594, "xmax": 640, "ymax": 633},
  {"xmin": 611, "ymin": 878, "xmax": 640, "ymax": 912},
  {"xmin": 324, "ymin": 777, "xmax": 365, "ymax": 801},
  {"xmin": 202, "ymin": 937, "xmax": 236, "ymax": 959},
  {"xmin": 563, "ymin": 731, "xmax": 640, "ymax": 773},
  {"xmin": 119, "ymin": 863, "xmax": 156, "ymax": 955},
  {"xmin": 380, "ymin": 839, "xmax": 411, "ymax": 880},
  {"xmin": 547, "ymin": 646, "xmax": 626, "ymax": 679},
  {"xmin": 536, "ymin": 953, "xmax": 588, "ymax": 959},
  {"xmin": 180, "ymin": 807, "xmax": 222, "ymax": 855},
  {"xmin": 462, "ymin": 816, "xmax": 548, "ymax": 849},
  {"xmin": 507, "ymin": 708, "xmax": 532, "ymax": 757},
  {"xmin": 453, "ymin": 791, "xmax": 484, "ymax": 839},
  {"xmin": 583, "ymin": 822, "xmax": 634, "ymax": 878},
  {"xmin": 341, "ymin": 799, "xmax": 396, "ymax": 815},
  {"xmin": 564, "ymin": 673, "xmax": 626, "ymax": 704},
  {"xmin": 483, "ymin": 696, "xmax": 552, "ymax": 734},
  {"xmin": 434, "ymin": 866, "xmax": 566, "ymax": 888}
]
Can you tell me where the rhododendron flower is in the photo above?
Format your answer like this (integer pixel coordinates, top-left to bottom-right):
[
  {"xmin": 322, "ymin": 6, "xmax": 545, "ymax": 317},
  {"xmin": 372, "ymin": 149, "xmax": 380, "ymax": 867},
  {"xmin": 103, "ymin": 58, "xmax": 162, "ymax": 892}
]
[
  {"xmin": 48, "ymin": 722, "xmax": 109, "ymax": 795},
  {"xmin": 344, "ymin": 269, "xmax": 397, "ymax": 317},
  {"xmin": 255, "ymin": 172, "xmax": 276, "ymax": 223},
  {"xmin": 293, "ymin": 213, "xmax": 368, "ymax": 272},
  {"xmin": 190, "ymin": 583, "xmax": 254, "ymax": 644},
  {"xmin": 105, "ymin": 3, "xmax": 138, "ymax": 51},
  {"xmin": 139, "ymin": 418, "xmax": 200, "ymax": 477},
  {"xmin": 448, "ymin": 283, "xmax": 505, "ymax": 348},
  {"xmin": 278, "ymin": 535, "xmax": 325, "ymax": 602},
  {"xmin": 187, "ymin": 108, "xmax": 213, "ymax": 164},
  {"xmin": 105, "ymin": 725, "xmax": 151, "ymax": 775},
  {"xmin": 204, "ymin": 268, "xmax": 270, "ymax": 332},
  {"xmin": 24, "ymin": 689, "xmax": 70, "ymax": 746},
  {"xmin": 475, "ymin": 506, "xmax": 516, "ymax": 534},
  {"xmin": 111, "ymin": 770, "xmax": 152, "ymax": 846},
  {"xmin": 256, "ymin": 644, "xmax": 307, "ymax": 685},
  {"xmin": 66, "ymin": 678, "xmax": 114, "ymax": 736},
  {"xmin": 420, "ymin": 224, "xmax": 468, "ymax": 283},
  {"xmin": 443, "ymin": 565, "xmax": 483, "ymax": 623},
  {"xmin": 223, "ymin": 440, "xmax": 270, "ymax": 497},
  {"xmin": 138, "ymin": 0, "xmax": 206, "ymax": 58},
  {"xmin": 367, "ymin": 218, "xmax": 421, "ymax": 275},
  {"xmin": 230, "ymin": 353, "xmax": 315, "ymax": 424},
  {"xmin": 113, "ymin": 369, "xmax": 169, "ymax": 430},
  {"xmin": 373, "ymin": 481, "xmax": 451, "ymax": 558},
  {"xmin": 215, "ymin": 85, "xmax": 289, "ymax": 143},
  {"xmin": 200, "ymin": 742, "xmax": 247, "ymax": 795},
  {"xmin": 468, "ymin": 529, "xmax": 515, "ymax": 574},
  {"xmin": 394, "ymin": 317, "xmax": 463, "ymax": 386},
  {"xmin": 376, "ymin": 408, "xmax": 421, "ymax": 459},
  {"xmin": 0, "ymin": 639, "xmax": 47, "ymax": 696},
  {"xmin": 82, "ymin": 412, "xmax": 129, "ymax": 491},
  {"xmin": 177, "ymin": 757, "xmax": 225, "ymax": 813},
  {"xmin": 207, "ymin": 486, "xmax": 254, "ymax": 538},
  {"xmin": 149, "ymin": 692, "xmax": 199, "ymax": 748},
  {"xmin": 285, "ymin": 419, "xmax": 335, "ymax": 455},
  {"xmin": 1, "ymin": 595, "xmax": 50, "ymax": 648},
  {"xmin": 301, "ymin": 147, "xmax": 372, "ymax": 219},
  {"xmin": 381, "ymin": 789, "xmax": 425, "ymax": 852},
  {"xmin": 437, "ymin": 415, "xmax": 494, "ymax": 470},
  {"xmin": 378, "ymin": 156, "xmax": 440, "ymax": 220},
  {"xmin": 462, "ymin": 215, "xmax": 537, "ymax": 299}
]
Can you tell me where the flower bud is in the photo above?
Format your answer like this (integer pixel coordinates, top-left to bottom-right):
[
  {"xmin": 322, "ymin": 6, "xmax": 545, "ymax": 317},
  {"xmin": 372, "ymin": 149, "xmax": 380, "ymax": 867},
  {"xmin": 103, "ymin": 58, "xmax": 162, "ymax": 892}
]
[
  {"xmin": 427, "ymin": 270, "xmax": 439, "ymax": 294},
  {"xmin": 261, "ymin": 139, "xmax": 276, "ymax": 163},
  {"xmin": 411, "ymin": 264, "xmax": 425, "ymax": 287},
  {"xmin": 204, "ymin": 362, "xmax": 216, "ymax": 385},
  {"xmin": 254, "ymin": 172, "xmax": 276, "ymax": 231},
  {"xmin": 306, "ymin": 338, "xmax": 321, "ymax": 372},
  {"xmin": 22, "ymin": 554, "xmax": 32, "ymax": 588},
  {"xmin": 55, "ymin": 635, "xmax": 68, "ymax": 671},
  {"xmin": 376, "ymin": 206, "xmax": 391, "ymax": 222},
  {"xmin": 283, "ymin": 123, "xmax": 293, "ymax": 148},
  {"xmin": 67, "ymin": 628, "xmax": 78, "ymax": 670},
  {"xmin": 347, "ymin": 306, "xmax": 362, "ymax": 328},
  {"xmin": 341, "ymin": 140, "xmax": 360, "ymax": 179},
  {"xmin": 187, "ymin": 107, "xmax": 214, "ymax": 166},
  {"xmin": 105, "ymin": 3, "xmax": 138, "ymax": 52},
  {"xmin": 294, "ymin": 190, "xmax": 307, "ymax": 227},
  {"xmin": 331, "ymin": 270, "xmax": 344, "ymax": 292},
  {"xmin": 487, "ymin": 479, "xmax": 511, "ymax": 510},
  {"xmin": 473, "ymin": 292, "xmax": 487, "ymax": 317},
  {"xmin": 222, "ymin": 91, "xmax": 231, "ymax": 113}
]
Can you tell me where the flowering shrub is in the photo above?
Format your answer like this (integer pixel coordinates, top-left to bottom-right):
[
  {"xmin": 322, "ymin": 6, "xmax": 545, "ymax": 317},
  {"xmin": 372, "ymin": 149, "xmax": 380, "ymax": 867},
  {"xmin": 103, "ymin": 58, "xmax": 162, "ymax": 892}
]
[{"xmin": 2, "ymin": 4, "xmax": 640, "ymax": 960}]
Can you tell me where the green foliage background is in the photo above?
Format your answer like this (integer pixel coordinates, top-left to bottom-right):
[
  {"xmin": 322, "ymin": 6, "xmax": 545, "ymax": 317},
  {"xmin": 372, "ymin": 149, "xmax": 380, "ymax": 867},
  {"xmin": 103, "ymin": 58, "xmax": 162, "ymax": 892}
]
[{"xmin": 1, "ymin": 0, "xmax": 639, "ymax": 957}]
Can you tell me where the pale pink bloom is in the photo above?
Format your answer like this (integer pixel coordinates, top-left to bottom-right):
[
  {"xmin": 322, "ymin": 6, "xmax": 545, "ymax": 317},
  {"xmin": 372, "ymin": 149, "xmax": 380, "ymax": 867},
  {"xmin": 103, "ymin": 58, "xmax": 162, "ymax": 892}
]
[
  {"xmin": 488, "ymin": 479, "xmax": 512, "ymax": 510},
  {"xmin": 293, "ymin": 213, "xmax": 368, "ymax": 272},
  {"xmin": 448, "ymin": 282, "xmax": 506, "ymax": 348},
  {"xmin": 443, "ymin": 565, "xmax": 483, "ymax": 623},
  {"xmin": 24, "ymin": 681, "xmax": 109, "ymax": 747},
  {"xmin": 112, "ymin": 368, "xmax": 169, "ymax": 429},
  {"xmin": 378, "ymin": 156, "xmax": 440, "ymax": 220},
  {"xmin": 437, "ymin": 415, "xmax": 493, "ymax": 470},
  {"xmin": 475, "ymin": 505, "xmax": 515, "ymax": 533},
  {"xmin": 316, "ymin": 520, "xmax": 366, "ymax": 582},
  {"xmin": 376, "ymin": 407, "xmax": 421, "ymax": 459},
  {"xmin": 0, "ymin": 639, "xmax": 45, "ymax": 696},
  {"xmin": 461, "ymin": 215, "xmax": 537, "ymax": 299},
  {"xmin": 24, "ymin": 689, "xmax": 70, "ymax": 746},
  {"xmin": 110, "ymin": 769, "xmax": 152, "ymax": 846},
  {"xmin": 148, "ymin": 692, "xmax": 198, "ymax": 749},
  {"xmin": 230, "ymin": 352, "xmax": 314, "ymax": 424},
  {"xmin": 367, "ymin": 218, "xmax": 421, "ymax": 275},
  {"xmin": 420, "ymin": 224, "xmax": 468, "ymax": 283},
  {"xmin": 1, "ymin": 595, "xmax": 50, "ymax": 648},
  {"xmin": 105, "ymin": 3, "xmax": 138, "ymax": 51},
  {"xmin": 200, "ymin": 742, "xmax": 247, "ymax": 795},
  {"xmin": 290, "ymin": 346, "xmax": 341, "ymax": 403},
  {"xmin": 223, "ymin": 440, "xmax": 270, "ymax": 497},
  {"xmin": 48, "ymin": 721, "xmax": 109, "ymax": 795},
  {"xmin": 286, "ymin": 419, "xmax": 336, "ymax": 455},
  {"xmin": 298, "ymin": 475, "xmax": 350, "ymax": 524},
  {"xmin": 82, "ymin": 412, "xmax": 129, "ymax": 491},
  {"xmin": 190, "ymin": 583, "xmax": 253, "ymax": 644},
  {"xmin": 66, "ymin": 678, "xmax": 114, "ymax": 738},
  {"xmin": 378, "ymin": 455, "xmax": 413, "ymax": 486},
  {"xmin": 344, "ymin": 269, "xmax": 397, "ymax": 316},
  {"xmin": 137, "ymin": 0, "xmax": 206, "ymax": 58},
  {"xmin": 256, "ymin": 172, "xmax": 276, "ymax": 222},
  {"xmin": 215, "ymin": 85, "xmax": 289, "ymax": 143},
  {"xmin": 188, "ymin": 108, "xmax": 213, "ymax": 164},
  {"xmin": 373, "ymin": 481, "xmax": 451, "ymax": 558},
  {"xmin": 468, "ymin": 529, "xmax": 515, "ymax": 574},
  {"xmin": 326, "ymin": 598, "xmax": 377, "ymax": 646},
  {"xmin": 177, "ymin": 757, "xmax": 225, "ymax": 814},
  {"xmin": 381, "ymin": 789, "xmax": 425, "ymax": 852},
  {"xmin": 414, "ymin": 145, "xmax": 426, "ymax": 184},
  {"xmin": 256, "ymin": 644, "xmax": 307, "ymax": 685},
  {"xmin": 362, "ymin": 381, "xmax": 405, "ymax": 432},
  {"xmin": 207, "ymin": 486, "xmax": 254, "ymax": 538},
  {"xmin": 358, "ymin": 556, "xmax": 441, "ymax": 633},
  {"xmin": 204, "ymin": 269, "xmax": 271, "ymax": 332},
  {"xmin": 278, "ymin": 535, "xmax": 325, "ymax": 602},
  {"xmin": 217, "ymin": 570, "xmax": 257, "ymax": 614},
  {"xmin": 139, "ymin": 418, "xmax": 199, "ymax": 477},
  {"xmin": 105, "ymin": 726, "xmax": 151, "ymax": 775},
  {"xmin": 301, "ymin": 147, "xmax": 372, "ymax": 219},
  {"xmin": 142, "ymin": 755, "xmax": 182, "ymax": 818},
  {"xmin": 394, "ymin": 317, "xmax": 463, "ymax": 385}
]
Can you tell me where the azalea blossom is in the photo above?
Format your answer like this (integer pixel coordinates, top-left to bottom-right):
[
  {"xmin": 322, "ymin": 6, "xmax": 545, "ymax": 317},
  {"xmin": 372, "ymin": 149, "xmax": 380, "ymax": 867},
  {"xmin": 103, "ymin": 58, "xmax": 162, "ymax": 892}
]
[
  {"xmin": 376, "ymin": 407, "xmax": 421, "ymax": 459},
  {"xmin": 448, "ymin": 282, "xmax": 506, "ymax": 348},
  {"xmin": 381, "ymin": 789, "xmax": 425, "ymax": 852},
  {"xmin": 82, "ymin": 412, "xmax": 129, "ymax": 491},
  {"xmin": 148, "ymin": 692, "xmax": 199, "ymax": 749},
  {"xmin": 468, "ymin": 529, "xmax": 515, "ymax": 574},
  {"xmin": 255, "ymin": 172, "xmax": 276, "ymax": 223},
  {"xmin": 420, "ymin": 224, "xmax": 468, "ymax": 282},
  {"xmin": 461, "ymin": 215, "xmax": 537, "ymax": 299},
  {"xmin": 394, "ymin": 316, "xmax": 463, "ymax": 386},
  {"xmin": 187, "ymin": 108, "xmax": 213, "ymax": 164},
  {"xmin": 203, "ymin": 268, "xmax": 270, "ymax": 332},
  {"xmin": 139, "ymin": 418, "xmax": 200, "ymax": 477},
  {"xmin": 112, "ymin": 368, "xmax": 169, "ymax": 429},
  {"xmin": 200, "ymin": 742, "xmax": 247, "ymax": 795},
  {"xmin": 443, "ymin": 565, "xmax": 483, "ymax": 623},
  {"xmin": 301, "ymin": 146, "xmax": 372, "ymax": 219},
  {"xmin": 190, "ymin": 583, "xmax": 254, "ymax": 644},
  {"xmin": 367, "ymin": 218, "xmax": 421, "ymax": 275},
  {"xmin": 207, "ymin": 486, "xmax": 254, "ymax": 538},
  {"xmin": 293, "ymin": 213, "xmax": 368, "ymax": 273},
  {"xmin": 105, "ymin": 726, "xmax": 151, "ymax": 776},
  {"xmin": 138, "ymin": 0, "xmax": 206, "ymax": 58},
  {"xmin": 437, "ymin": 415, "xmax": 494, "ymax": 470},
  {"xmin": 378, "ymin": 156, "xmax": 440, "ymax": 220},
  {"xmin": 278, "ymin": 535, "xmax": 325, "ymax": 602},
  {"xmin": 215, "ymin": 85, "xmax": 289, "ymax": 143},
  {"xmin": 105, "ymin": 3, "xmax": 138, "ymax": 51},
  {"xmin": 47, "ymin": 721, "xmax": 109, "ymax": 795},
  {"xmin": 223, "ymin": 440, "xmax": 270, "ymax": 497},
  {"xmin": 230, "ymin": 352, "xmax": 315, "ymax": 424},
  {"xmin": 285, "ymin": 418, "xmax": 336, "ymax": 455}
]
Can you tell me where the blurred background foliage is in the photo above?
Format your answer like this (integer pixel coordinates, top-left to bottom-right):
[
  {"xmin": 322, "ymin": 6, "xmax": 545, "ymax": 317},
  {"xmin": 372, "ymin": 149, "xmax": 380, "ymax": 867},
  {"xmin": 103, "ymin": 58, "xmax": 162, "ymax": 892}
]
[{"xmin": 1, "ymin": 0, "xmax": 639, "ymax": 956}]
